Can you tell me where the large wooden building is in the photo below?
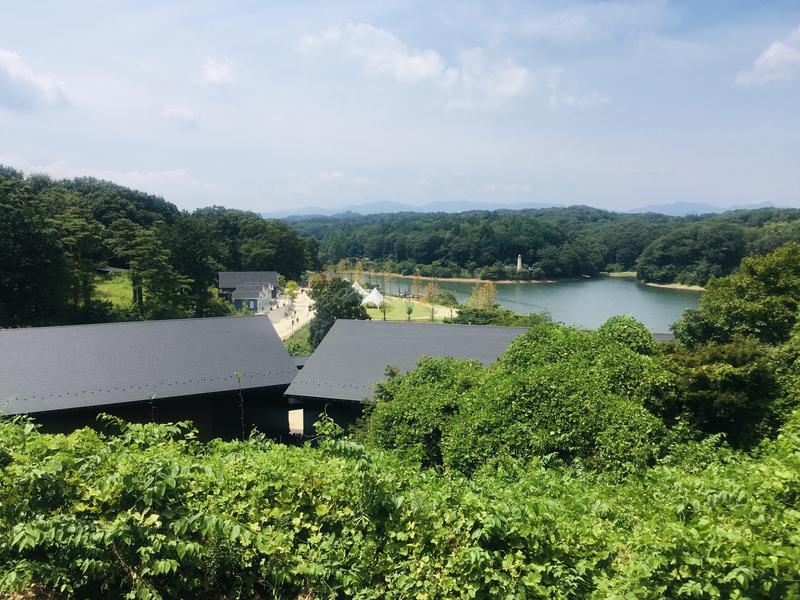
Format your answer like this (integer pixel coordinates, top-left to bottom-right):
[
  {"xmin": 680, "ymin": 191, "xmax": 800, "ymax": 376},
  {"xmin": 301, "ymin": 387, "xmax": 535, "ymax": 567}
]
[
  {"xmin": 0, "ymin": 316, "xmax": 298, "ymax": 439},
  {"xmin": 284, "ymin": 320, "xmax": 528, "ymax": 433}
]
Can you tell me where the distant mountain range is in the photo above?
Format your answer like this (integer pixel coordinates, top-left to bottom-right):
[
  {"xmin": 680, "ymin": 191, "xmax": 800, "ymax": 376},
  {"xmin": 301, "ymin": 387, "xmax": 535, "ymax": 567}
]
[
  {"xmin": 264, "ymin": 200, "xmax": 784, "ymax": 219},
  {"xmin": 262, "ymin": 200, "xmax": 562, "ymax": 219},
  {"xmin": 627, "ymin": 201, "xmax": 779, "ymax": 217}
]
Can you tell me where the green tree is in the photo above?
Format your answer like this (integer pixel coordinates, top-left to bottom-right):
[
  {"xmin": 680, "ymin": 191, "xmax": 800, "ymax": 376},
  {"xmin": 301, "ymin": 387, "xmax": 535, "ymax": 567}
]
[
  {"xmin": 160, "ymin": 216, "xmax": 231, "ymax": 317},
  {"xmin": 308, "ymin": 276, "xmax": 370, "ymax": 348},
  {"xmin": 109, "ymin": 219, "xmax": 190, "ymax": 318},
  {"xmin": 673, "ymin": 243, "xmax": 800, "ymax": 346},
  {"xmin": 423, "ymin": 282, "xmax": 439, "ymax": 321},
  {"xmin": 0, "ymin": 195, "xmax": 71, "ymax": 326}
]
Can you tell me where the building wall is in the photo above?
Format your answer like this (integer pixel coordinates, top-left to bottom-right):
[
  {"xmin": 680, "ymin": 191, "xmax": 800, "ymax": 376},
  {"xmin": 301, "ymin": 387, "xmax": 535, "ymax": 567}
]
[
  {"xmin": 299, "ymin": 398, "xmax": 364, "ymax": 437},
  {"xmin": 29, "ymin": 386, "xmax": 292, "ymax": 441},
  {"xmin": 233, "ymin": 298, "xmax": 259, "ymax": 312}
]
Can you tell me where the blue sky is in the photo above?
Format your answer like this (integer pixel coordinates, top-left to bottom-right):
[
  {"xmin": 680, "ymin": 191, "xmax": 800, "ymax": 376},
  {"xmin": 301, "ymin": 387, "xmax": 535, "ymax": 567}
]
[{"xmin": 1, "ymin": 0, "xmax": 798, "ymax": 212}]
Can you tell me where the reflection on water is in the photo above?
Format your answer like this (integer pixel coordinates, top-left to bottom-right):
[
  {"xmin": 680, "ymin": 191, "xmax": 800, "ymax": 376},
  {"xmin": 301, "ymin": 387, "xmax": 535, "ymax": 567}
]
[{"xmin": 362, "ymin": 274, "xmax": 701, "ymax": 333}]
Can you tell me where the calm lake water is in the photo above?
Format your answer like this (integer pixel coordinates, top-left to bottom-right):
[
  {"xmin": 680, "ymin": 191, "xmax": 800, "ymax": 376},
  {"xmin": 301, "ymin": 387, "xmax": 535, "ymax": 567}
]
[{"xmin": 362, "ymin": 274, "xmax": 701, "ymax": 333}]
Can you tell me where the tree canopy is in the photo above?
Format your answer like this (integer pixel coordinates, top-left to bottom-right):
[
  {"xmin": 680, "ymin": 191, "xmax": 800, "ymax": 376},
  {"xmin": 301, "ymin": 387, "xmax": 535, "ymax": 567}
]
[
  {"xmin": 307, "ymin": 275, "xmax": 370, "ymax": 348},
  {"xmin": 286, "ymin": 206, "xmax": 800, "ymax": 285},
  {"xmin": 0, "ymin": 166, "xmax": 319, "ymax": 327}
]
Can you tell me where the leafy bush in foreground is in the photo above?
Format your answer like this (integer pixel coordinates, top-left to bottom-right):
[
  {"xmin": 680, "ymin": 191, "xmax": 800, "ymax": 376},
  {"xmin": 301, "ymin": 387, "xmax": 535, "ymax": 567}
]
[{"xmin": 2, "ymin": 414, "xmax": 800, "ymax": 598}]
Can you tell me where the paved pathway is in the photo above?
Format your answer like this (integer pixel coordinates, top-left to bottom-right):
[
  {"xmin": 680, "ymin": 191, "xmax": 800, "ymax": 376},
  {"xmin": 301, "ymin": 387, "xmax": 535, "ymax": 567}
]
[{"xmin": 269, "ymin": 290, "xmax": 315, "ymax": 340}]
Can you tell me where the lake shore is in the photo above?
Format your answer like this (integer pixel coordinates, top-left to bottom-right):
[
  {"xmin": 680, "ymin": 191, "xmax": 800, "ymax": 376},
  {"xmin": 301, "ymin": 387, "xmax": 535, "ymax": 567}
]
[
  {"xmin": 359, "ymin": 270, "xmax": 704, "ymax": 291},
  {"xmin": 645, "ymin": 282, "xmax": 705, "ymax": 291},
  {"xmin": 363, "ymin": 271, "xmax": 555, "ymax": 285}
]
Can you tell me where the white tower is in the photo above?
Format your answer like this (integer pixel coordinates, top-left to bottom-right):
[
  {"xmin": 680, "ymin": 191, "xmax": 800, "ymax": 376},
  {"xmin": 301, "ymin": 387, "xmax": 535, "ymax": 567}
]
[{"xmin": 516, "ymin": 254, "xmax": 523, "ymax": 272}]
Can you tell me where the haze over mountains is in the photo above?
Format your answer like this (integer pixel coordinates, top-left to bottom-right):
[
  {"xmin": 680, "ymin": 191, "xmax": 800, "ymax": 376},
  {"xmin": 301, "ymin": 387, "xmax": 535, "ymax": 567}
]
[{"xmin": 265, "ymin": 200, "xmax": 781, "ymax": 220}]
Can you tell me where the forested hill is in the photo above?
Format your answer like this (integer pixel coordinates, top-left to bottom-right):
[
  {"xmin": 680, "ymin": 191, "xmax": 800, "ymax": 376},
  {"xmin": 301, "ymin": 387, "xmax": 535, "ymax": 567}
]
[
  {"xmin": 0, "ymin": 166, "xmax": 320, "ymax": 328},
  {"xmin": 286, "ymin": 206, "xmax": 800, "ymax": 284}
]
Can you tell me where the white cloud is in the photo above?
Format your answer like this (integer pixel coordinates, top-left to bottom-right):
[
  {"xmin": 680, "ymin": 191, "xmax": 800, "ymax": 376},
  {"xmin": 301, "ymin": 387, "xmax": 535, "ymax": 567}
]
[
  {"xmin": 519, "ymin": 0, "xmax": 668, "ymax": 45},
  {"xmin": 300, "ymin": 23, "xmax": 454, "ymax": 85},
  {"xmin": 448, "ymin": 48, "xmax": 531, "ymax": 110},
  {"xmin": 535, "ymin": 65, "xmax": 610, "ymax": 109},
  {"xmin": 0, "ymin": 49, "xmax": 68, "ymax": 110},
  {"xmin": 202, "ymin": 57, "xmax": 234, "ymax": 85},
  {"xmin": 161, "ymin": 105, "xmax": 198, "ymax": 128},
  {"xmin": 299, "ymin": 23, "xmax": 531, "ymax": 109},
  {"xmin": 735, "ymin": 26, "xmax": 800, "ymax": 86}
]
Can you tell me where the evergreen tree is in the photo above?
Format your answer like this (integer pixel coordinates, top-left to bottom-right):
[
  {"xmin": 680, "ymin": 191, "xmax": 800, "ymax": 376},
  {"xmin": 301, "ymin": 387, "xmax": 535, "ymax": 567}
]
[{"xmin": 307, "ymin": 276, "xmax": 369, "ymax": 348}]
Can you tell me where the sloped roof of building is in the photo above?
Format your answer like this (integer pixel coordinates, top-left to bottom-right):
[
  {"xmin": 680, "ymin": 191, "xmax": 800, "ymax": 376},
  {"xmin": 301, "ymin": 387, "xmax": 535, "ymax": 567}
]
[
  {"xmin": 219, "ymin": 271, "xmax": 279, "ymax": 289},
  {"xmin": 285, "ymin": 319, "xmax": 528, "ymax": 403},
  {"xmin": 231, "ymin": 283, "xmax": 269, "ymax": 300},
  {"xmin": 0, "ymin": 316, "xmax": 297, "ymax": 415}
]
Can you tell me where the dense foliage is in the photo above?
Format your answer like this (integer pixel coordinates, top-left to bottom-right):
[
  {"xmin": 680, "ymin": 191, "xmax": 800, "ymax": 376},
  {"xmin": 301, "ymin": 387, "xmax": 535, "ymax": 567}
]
[
  {"xmin": 286, "ymin": 206, "xmax": 800, "ymax": 285},
  {"xmin": 2, "ymin": 409, "xmax": 800, "ymax": 598},
  {"xmin": 365, "ymin": 321, "xmax": 678, "ymax": 475},
  {"xmin": 673, "ymin": 243, "xmax": 800, "ymax": 346},
  {"xmin": 0, "ymin": 166, "xmax": 319, "ymax": 327},
  {"xmin": 307, "ymin": 276, "xmax": 370, "ymax": 349},
  {"xmin": 443, "ymin": 306, "xmax": 551, "ymax": 327}
]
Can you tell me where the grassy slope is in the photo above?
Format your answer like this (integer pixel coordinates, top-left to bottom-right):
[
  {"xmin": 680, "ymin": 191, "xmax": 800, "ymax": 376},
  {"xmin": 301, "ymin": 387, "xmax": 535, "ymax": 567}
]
[
  {"xmin": 94, "ymin": 273, "xmax": 133, "ymax": 307},
  {"xmin": 366, "ymin": 297, "xmax": 441, "ymax": 322}
]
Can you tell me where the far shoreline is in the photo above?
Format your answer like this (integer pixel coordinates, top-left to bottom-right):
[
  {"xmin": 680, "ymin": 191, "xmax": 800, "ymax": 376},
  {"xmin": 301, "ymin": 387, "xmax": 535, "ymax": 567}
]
[
  {"xmin": 353, "ymin": 270, "xmax": 705, "ymax": 291},
  {"xmin": 644, "ymin": 281, "xmax": 705, "ymax": 291},
  {"xmin": 362, "ymin": 271, "xmax": 556, "ymax": 285}
]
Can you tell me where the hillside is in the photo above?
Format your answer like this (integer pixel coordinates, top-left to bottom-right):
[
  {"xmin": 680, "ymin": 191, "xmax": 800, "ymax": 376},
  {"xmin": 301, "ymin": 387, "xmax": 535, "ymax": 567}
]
[{"xmin": 286, "ymin": 206, "xmax": 800, "ymax": 285}]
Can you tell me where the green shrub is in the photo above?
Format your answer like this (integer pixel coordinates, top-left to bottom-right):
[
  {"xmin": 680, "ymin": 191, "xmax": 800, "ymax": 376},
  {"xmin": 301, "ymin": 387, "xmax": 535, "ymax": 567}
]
[
  {"xmin": 598, "ymin": 315, "xmax": 656, "ymax": 355},
  {"xmin": 366, "ymin": 322, "xmax": 678, "ymax": 476},
  {"xmin": 666, "ymin": 337, "xmax": 781, "ymax": 447},
  {"xmin": 2, "ymin": 414, "xmax": 800, "ymax": 598},
  {"xmin": 443, "ymin": 306, "xmax": 550, "ymax": 326},
  {"xmin": 673, "ymin": 243, "xmax": 800, "ymax": 347}
]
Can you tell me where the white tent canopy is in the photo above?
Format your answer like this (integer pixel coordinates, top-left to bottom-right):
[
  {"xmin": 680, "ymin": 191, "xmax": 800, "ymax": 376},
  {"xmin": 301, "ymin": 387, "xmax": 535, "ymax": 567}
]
[
  {"xmin": 361, "ymin": 288, "xmax": 385, "ymax": 307},
  {"xmin": 352, "ymin": 281, "xmax": 368, "ymax": 298}
]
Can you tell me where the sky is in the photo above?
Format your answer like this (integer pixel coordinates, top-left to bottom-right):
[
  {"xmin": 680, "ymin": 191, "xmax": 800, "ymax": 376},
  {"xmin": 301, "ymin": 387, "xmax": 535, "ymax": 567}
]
[{"xmin": 1, "ymin": 0, "xmax": 799, "ymax": 213}]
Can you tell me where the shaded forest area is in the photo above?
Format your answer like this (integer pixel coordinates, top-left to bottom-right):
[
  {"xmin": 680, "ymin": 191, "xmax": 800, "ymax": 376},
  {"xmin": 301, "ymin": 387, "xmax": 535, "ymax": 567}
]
[
  {"xmin": 0, "ymin": 166, "xmax": 320, "ymax": 328},
  {"xmin": 287, "ymin": 206, "xmax": 800, "ymax": 284}
]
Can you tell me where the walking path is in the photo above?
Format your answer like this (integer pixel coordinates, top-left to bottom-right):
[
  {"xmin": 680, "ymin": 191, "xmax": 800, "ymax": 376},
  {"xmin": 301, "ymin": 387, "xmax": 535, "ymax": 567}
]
[{"xmin": 268, "ymin": 290, "xmax": 315, "ymax": 340}]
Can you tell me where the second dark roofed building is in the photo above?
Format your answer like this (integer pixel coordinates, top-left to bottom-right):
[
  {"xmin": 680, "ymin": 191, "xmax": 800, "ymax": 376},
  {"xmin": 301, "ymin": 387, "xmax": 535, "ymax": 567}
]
[
  {"xmin": 231, "ymin": 283, "xmax": 272, "ymax": 312},
  {"xmin": 0, "ymin": 316, "xmax": 298, "ymax": 439},
  {"xmin": 219, "ymin": 271, "xmax": 279, "ymax": 299},
  {"xmin": 285, "ymin": 319, "xmax": 528, "ymax": 433}
]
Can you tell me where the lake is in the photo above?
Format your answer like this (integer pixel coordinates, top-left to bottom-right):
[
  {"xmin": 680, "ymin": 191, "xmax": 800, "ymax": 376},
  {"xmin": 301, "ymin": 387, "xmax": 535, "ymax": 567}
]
[{"xmin": 362, "ymin": 274, "xmax": 701, "ymax": 333}]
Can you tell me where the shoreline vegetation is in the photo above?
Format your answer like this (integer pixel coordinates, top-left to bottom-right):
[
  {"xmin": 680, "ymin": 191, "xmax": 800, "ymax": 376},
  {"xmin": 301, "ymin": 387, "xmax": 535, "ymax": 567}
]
[{"xmin": 358, "ymin": 270, "xmax": 704, "ymax": 290}]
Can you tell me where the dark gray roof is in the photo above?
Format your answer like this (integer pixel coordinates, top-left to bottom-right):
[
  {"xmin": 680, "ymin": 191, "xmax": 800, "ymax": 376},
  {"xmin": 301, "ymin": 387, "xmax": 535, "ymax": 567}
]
[
  {"xmin": 232, "ymin": 284, "xmax": 268, "ymax": 300},
  {"xmin": 285, "ymin": 320, "xmax": 528, "ymax": 403},
  {"xmin": 0, "ymin": 316, "xmax": 297, "ymax": 415},
  {"xmin": 292, "ymin": 355, "xmax": 309, "ymax": 369},
  {"xmin": 219, "ymin": 271, "xmax": 279, "ymax": 289}
]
